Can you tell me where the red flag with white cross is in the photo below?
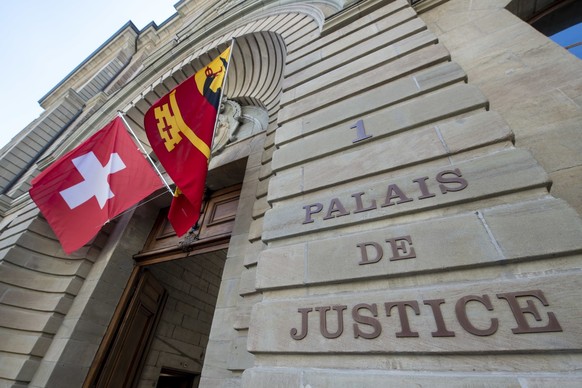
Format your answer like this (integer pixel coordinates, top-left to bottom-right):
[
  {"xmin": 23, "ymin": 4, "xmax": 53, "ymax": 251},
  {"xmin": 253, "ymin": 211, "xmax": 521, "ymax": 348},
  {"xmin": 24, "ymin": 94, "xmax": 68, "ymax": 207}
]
[{"xmin": 29, "ymin": 117, "xmax": 162, "ymax": 254}]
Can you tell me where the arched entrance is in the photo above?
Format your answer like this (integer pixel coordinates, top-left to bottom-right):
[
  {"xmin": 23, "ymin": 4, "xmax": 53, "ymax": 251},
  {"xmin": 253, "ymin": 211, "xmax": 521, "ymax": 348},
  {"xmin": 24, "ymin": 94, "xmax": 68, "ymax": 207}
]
[
  {"xmin": 86, "ymin": 184, "xmax": 241, "ymax": 387},
  {"xmin": 80, "ymin": 7, "xmax": 323, "ymax": 384},
  {"xmin": 84, "ymin": 25, "xmax": 294, "ymax": 385}
]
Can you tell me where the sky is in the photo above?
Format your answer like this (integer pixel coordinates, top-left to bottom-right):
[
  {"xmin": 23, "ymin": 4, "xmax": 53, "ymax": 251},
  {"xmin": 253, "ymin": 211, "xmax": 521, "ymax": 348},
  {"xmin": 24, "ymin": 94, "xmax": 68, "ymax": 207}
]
[
  {"xmin": 0, "ymin": 0, "xmax": 178, "ymax": 149},
  {"xmin": 1, "ymin": 3, "xmax": 581, "ymax": 151},
  {"xmin": 551, "ymin": 22, "xmax": 582, "ymax": 59}
]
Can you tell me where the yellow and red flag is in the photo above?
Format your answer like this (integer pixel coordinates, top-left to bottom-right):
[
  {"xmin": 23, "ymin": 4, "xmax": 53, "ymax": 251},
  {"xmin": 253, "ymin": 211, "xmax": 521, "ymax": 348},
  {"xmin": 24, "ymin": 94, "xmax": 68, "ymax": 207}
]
[
  {"xmin": 144, "ymin": 46, "xmax": 231, "ymax": 236},
  {"xmin": 167, "ymin": 187, "xmax": 201, "ymax": 236}
]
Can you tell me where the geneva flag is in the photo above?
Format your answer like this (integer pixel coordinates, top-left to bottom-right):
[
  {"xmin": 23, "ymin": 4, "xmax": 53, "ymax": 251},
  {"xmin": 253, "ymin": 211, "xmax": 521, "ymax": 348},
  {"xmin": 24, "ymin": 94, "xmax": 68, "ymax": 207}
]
[
  {"xmin": 29, "ymin": 117, "xmax": 162, "ymax": 254},
  {"xmin": 144, "ymin": 46, "xmax": 231, "ymax": 236}
]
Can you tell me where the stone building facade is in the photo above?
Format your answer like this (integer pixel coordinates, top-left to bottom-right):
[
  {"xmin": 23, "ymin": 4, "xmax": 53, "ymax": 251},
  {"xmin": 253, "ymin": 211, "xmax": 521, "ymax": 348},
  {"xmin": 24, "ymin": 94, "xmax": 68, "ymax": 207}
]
[{"xmin": 1, "ymin": 0, "xmax": 582, "ymax": 387}]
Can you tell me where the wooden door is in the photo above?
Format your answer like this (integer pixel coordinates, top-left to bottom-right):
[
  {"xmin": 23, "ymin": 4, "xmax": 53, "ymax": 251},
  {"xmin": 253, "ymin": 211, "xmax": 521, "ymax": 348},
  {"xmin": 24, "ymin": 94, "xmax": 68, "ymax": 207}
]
[
  {"xmin": 88, "ymin": 269, "xmax": 167, "ymax": 388},
  {"xmin": 135, "ymin": 184, "xmax": 241, "ymax": 265}
]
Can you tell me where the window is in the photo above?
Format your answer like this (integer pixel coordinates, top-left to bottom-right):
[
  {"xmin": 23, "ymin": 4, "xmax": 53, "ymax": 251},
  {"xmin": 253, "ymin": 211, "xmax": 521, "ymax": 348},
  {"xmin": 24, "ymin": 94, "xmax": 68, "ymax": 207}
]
[{"xmin": 530, "ymin": 0, "xmax": 582, "ymax": 59}]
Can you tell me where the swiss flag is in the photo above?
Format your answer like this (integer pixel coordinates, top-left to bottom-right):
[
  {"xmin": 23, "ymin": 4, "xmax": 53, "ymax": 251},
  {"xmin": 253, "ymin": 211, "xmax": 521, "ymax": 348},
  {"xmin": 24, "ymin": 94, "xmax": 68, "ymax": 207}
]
[{"xmin": 29, "ymin": 117, "xmax": 162, "ymax": 254}]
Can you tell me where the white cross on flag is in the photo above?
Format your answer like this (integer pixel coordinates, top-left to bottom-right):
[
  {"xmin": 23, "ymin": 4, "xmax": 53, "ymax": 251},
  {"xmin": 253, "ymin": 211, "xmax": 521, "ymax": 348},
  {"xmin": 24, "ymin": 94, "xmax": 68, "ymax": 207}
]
[{"xmin": 29, "ymin": 117, "xmax": 162, "ymax": 254}]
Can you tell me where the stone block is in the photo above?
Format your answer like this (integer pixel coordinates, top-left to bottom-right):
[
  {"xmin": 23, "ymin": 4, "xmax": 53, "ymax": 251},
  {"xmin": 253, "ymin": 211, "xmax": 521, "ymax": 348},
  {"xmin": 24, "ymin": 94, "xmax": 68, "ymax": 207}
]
[
  {"xmin": 560, "ymin": 79, "xmax": 582, "ymax": 107},
  {"xmin": 201, "ymin": 339, "xmax": 238, "ymax": 379},
  {"xmin": 0, "ymin": 353, "xmax": 39, "ymax": 382},
  {"xmin": 163, "ymin": 335, "xmax": 204, "ymax": 360},
  {"xmin": 286, "ymin": 30, "xmax": 318, "ymax": 59},
  {"xmin": 483, "ymin": 198, "xmax": 582, "ymax": 259},
  {"xmin": 242, "ymin": 367, "xmax": 301, "ymax": 388},
  {"xmin": 275, "ymin": 79, "xmax": 485, "ymax": 153},
  {"xmin": 281, "ymin": 15, "xmax": 316, "ymax": 43},
  {"xmin": 242, "ymin": 368, "xmax": 573, "ymax": 387},
  {"xmin": 275, "ymin": 71, "xmax": 493, "ymax": 175},
  {"xmin": 0, "ymin": 328, "xmax": 51, "ymax": 357},
  {"xmin": 182, "ymin": 315, "xmax": 212, "ymax": 336},
  {"xmin": 234, "ymin": 295, "xmax": 263, "ymax": 331},
  {"xmin": 243, "ymin": 366, "xmax": 580, "ymax": 388},
  {"xmin": 275, "ymin": 105, "xmax": 502, "ymax": 203},
  {"xmin": 25, "ymin": 360, "xmax": 57, "ymax": 387},
  {"xmin": 286, "ymin": 0, "xmax": 408, "ymax": 64},
  {"xmin": 227, "ymin": 335, "xmax": 254, "ymax": 371},
  {"xmin": 518, "ymin": 120, "xmax": 582, "ymax": 173},
  {"xmin": 282, "ymin": 42, "xmax": 451, "ymax": 124},
  {"xmin": 272, "ymin": 118, "xmax": 302, "ymax": 148},
  {"xmin": 2, "ymin": 245, "xmax": 87, "ymax": 276},
  {"xmin": 242, "ymin": 240, "xmax": 265, "ymax": 267},
  {"xmin": 248, "ymin": 218, "xmax": 263, "ymax": 243},
  {"xmin": 282, "ymin": 30, "xmax": 439, "ymax": 105},
  {"xmin": 2, "ymin": 215, "xmax": 36, "ymax": 241},
  {"xmin": 264, "ymin": 148, "xmax": 549, "ymax": 242},
  {"xmin": 239, "ymin": 267, "xmax": 257, "ymax": 296},
  {"xmin": 502, "ymin": 87, "xmax": 582, "ymax": 140},
  {"xmin": 521, "ymin": 377, "xmax": 582, "ymax": 388},
  {"xmin": 481, "ymin": 52, "xmax": 580, "ymax": 116},
  {"xmin": 233, "ymin": 310, "xmax": 251, "ymax": 331},
  {"xmin": 265, "ymin": 121, "xmax": 278, "ymax": 137},
  {"xmin": 266, "ymin": 168, "xmax": 302, "ymax": 204},
  {"xmin": 251, "ymin": 195, "xmax": 270, "ymax": 220},
  {"xmin": 298, "ymin": 126, "xmax": 444, "ymax": 194},
  {"xmin": 221, "ymin": 255, "xmax": 244, "ymax": 285},
  {"xmin": 258, "ymin": 212, "xmax": 493, "ymax": 289},
  {"xmin": 258, "ymin": 161, "xmax": 272, "ymax": 181},
  {"xmin": 64, "ymin": 295, "xmax": 117, "ymax": 327},
  {"xmin": 256, "ymin": 243, "xmax": 305, "ymax": 290},
  {"xmin": 227, "ymin": 234, "xmax": 252, "ymax": 260},
  {"xmin": 0, "ymin": 283, "xmax": 72, "ymax": 314},
  {"xmin": 260, "ymin": 145, "xmax": 274, "ymax": 165},
  {"xmin": 302, "ymin": 369, "xmax": 569, "ymax": 387},
  {"xmin": 44, "ymin": 338, "xmax": 99, "ymax": 367},
  {"xmin": 248, "ymin": 273, "xmax": 581, "ymax": 354},
  {"xmin": 137, "ymin": 366, "xmax": 160, "ymax": 388},
  {"xmin": 255, "ymin": 177, "xmax": 270, "ymax": 199},
  {"xmin": 549, "ymin": 165, "xmax": 582, "ymax": 216},
  {"xmin": 258, "ymin": 197, "xmax": 582, "ymax": 290},
  {"xmin": 38, "ymin": 365, "xmax": 91, "ymax": 388},
  {"xmin": 285, "ymin": 6, "xmax": 418, "ymax": 77},
  {"xmin": 0, "ymin": 230, "xmax": 62, "ymax": 258},
  {"xmin": 216, "ymin": 278, "xmax": 243, "ymax": 309},
  {"xmin": 263, "ymin": 131, "xmax": 276, "ymax": 150},
  {"xmin": 0, "ymin": 304, "xmax": 62, "ymax": 334},
  {"xmin": 436, "ymin": 110, "xmax": 512, "ymax": 154},
  {"xmin": 231, "ymin": 198, "xmax": 256, "ymax": 238}
]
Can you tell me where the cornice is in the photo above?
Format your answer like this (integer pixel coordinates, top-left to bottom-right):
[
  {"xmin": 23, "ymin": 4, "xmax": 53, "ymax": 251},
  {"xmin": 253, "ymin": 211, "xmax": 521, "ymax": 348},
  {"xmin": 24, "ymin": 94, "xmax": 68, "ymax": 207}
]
[
  {"xmin": 34, "ymin": 1, "xmax": 337, "ymax": 165},
  {"xmin": 39, "ymin": 24, "xmax": 139, "ymax": 109}
]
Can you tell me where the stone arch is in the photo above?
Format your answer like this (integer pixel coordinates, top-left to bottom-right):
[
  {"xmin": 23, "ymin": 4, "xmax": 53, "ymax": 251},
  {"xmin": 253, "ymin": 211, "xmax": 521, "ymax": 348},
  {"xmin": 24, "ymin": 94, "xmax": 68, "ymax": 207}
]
[
  {"xmin": 122, "ymin": 4, "xmax": 328, "ymax": 137},
  {"xmin": 124, "ymin": 30, "xmax": 287, "ymax": 134}
]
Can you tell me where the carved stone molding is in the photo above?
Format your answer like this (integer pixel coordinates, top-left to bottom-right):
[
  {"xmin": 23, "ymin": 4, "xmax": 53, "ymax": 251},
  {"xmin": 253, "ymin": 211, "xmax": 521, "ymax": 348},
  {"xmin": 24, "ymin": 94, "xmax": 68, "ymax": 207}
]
[{"xmin": 212, "ymin": 98, "xmax": 242, "ymax": 155}]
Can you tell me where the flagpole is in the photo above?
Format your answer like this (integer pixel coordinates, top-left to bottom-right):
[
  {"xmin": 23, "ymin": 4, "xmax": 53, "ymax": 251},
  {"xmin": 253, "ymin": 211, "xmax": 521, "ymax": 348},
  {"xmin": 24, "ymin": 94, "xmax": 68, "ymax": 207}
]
[
  {"xmin": 117, "ymin": 111, "xmax": 174, "ymax": 196},
  {"xmin": 208, "ymin": 38, "xmax": 236, "ymax": 161}
]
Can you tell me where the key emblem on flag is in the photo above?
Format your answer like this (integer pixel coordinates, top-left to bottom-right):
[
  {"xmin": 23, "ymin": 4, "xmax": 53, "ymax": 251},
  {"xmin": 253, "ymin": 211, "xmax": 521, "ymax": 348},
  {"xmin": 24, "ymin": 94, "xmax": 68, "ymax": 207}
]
[
  {"xmin": 155, "ymin": 93, "xmax": 183, "ymax": 152},
  {"xmin": 154, "ymin": 90, "xmax": 211, "ymax": 158}
]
